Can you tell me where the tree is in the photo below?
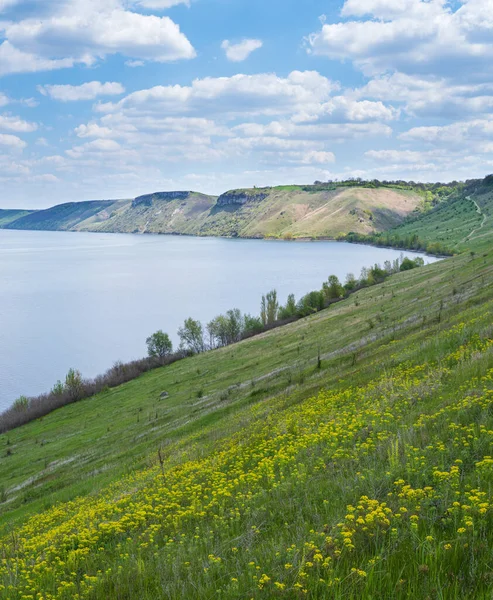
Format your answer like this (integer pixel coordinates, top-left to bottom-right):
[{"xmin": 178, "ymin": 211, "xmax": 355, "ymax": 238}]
[
  {"xmin": 400, "ymin": 256, "xmax": 418, "ymax": 271},
  {"xmin": 344, "ymin": 273, "xmax": 357, "ymax": 292},
  {"xmin": 278, "ymin": 293, "xmax": 297, "ymax": 319},
  {"xmin": 244, "ymin": 314, "xmax": 263, "ymax": 336},
  {"xmin": 178, "ymin": 318, "xmax": 205, "ymax": 353},
  {"xmin": 266, "ymin": 290, "xmax": 279, "ymax": 325},
  {"xmin": 323, "ymin": 275, "xmax": 344, "ymax": 301},
  {"xmin": 13, "ymin": 396, "xmax": 29, "ymax": 412},
  {"xmin": 146, "ymin": 330, "xmax": 173, "ymax": 358},
  {"xmin": 260, "ymin": 295, "xmax": 267, "ymax": 326},
  {"xmin": 207, "ymin": 309, "xmax": 244, "ymax": 348},
  {"xmin": 297, "ymin": 291, "xmax": 325, "ymax": 317},
  {"xmin": 65, "ymin": 368, "xmax": 83, "ymax": 400},
  {"xmin": 51, "ymin": 380, "xmax": 64, "ymax": 396}
]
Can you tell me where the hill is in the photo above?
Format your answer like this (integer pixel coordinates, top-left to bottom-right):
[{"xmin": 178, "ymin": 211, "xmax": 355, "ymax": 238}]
[
  {"xmin": 4, "ymin": 200, "xmax": 126, "ymax": 231},
  {"xmin": 1, "ymin": 217, "xmax": 493, "ymax": 597},
  {"xmin": 0, "ymin": 209, "xmax": 35, "ymax": 227},
  {"xmin": 2, "ymin": 184, "xmax": 425, "ymax": 239},
  {"xmin": 341, "ymin": 177, "xmax": 493, "ymax": 255}
]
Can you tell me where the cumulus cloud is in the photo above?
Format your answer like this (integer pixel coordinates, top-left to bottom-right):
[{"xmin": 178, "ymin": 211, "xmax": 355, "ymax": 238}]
[
  {"xmin": 0, "ymin": 41, "xmax": 78, "ymax": 77},
  {"xmin": 221, "ymin": 39, "xmax": 263, "ymax": 62},
  {"xmin": 95, "ymin": 71, "xmax": 340, "ymax": 118},
  {"xmin": 0, "ymin": 93, "xmax": 9, "ymax": 107},
  {"xmin": 308, "ymin": 0, "xmax": 493, "ymax": 81},
  {"xmin": 65, "ymin": 70, "xmax": 396, "ymax": 179},
  {"xmin": 0, "ymin": 0, "xmax": 196, "ymax": 76},
  {"xmin": 0, "ymin": 114, "xmax": 38, "ymax": 132},
  {"xmin": 133, "ymin": 0, "xmax": 191, "ymax": 8},
  {"xmin": 399, "ymin": 118, "xmax": 493, "ymax": 151},
  {"xmin": 0, "ymin": 133, "xmax": 26, "ymax": 150},
  {"xmin": 38, "ymin": 81, "xmax": 126, "ymax": 101}
]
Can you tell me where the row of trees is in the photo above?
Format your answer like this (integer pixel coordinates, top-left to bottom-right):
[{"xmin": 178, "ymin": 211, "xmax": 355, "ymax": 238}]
[
  {"xmin": 3, "ymin": 255, "xmax": 426, "ymax": 434},
  {"xmin": 146, "ymin": 255, "xmax": 425, "ymax": 357}
]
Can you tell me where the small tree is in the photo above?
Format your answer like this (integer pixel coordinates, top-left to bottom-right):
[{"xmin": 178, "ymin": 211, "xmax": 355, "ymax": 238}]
[
  {"xmin": 12, "ymin": 396, "xmax": 29, "ymax": 412},
  {"xmin": 260, "ymin": 295, "xmax": 267, "ymax": 326},
  {"xmin": 344, "ymin": 273, "xmax": 357, "ymax": 292},
  {"xmin": 178, "ymin": 318, "xmax": 205, "ymax": 354},
  {"xmin": 266, "ymin": 290, "xmax": 279, "ymax": 325},
  {"xmin": 278, "ymin": 293, "xmax": 297, "ymax": 319},
  {"xmin": 244, "ymin": 314, "xmax": 263, "ymax": 336},
  {"xmin": 65, "ymin": 368, "xmax": 83, "ymax": 400},
  {"xmin": 146, "ymin": 330, "xmax": 173, "ymax": 358},
  {"xmin": 323, "ymin": 275, "xmax": 344, "ymax": 301},
  {"xmin": 51, "ymin": 380, "xmax": 64, "ymax": 396}
]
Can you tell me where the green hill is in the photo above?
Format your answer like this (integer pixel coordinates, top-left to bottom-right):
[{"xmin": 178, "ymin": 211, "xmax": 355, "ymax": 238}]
[
  {"xmin": 2, "ymin": 184, "xmax": 425, "ymax": 239},
  {"xmin": 0, "ymin": 209, "xmax": 35, "ymax": 227},
  {"xmin": 339, "ymin": 177, "xmax": 492, "ymax": 256},
  {"xmin": 4, "ymin": 200, "xmax": 126, "ymax": 231},
  {"xmin": 1, "ymin": 202, "xmax": 493, "ymax": 597}
]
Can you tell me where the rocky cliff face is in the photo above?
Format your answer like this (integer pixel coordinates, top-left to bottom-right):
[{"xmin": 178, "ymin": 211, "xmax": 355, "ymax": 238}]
[
  {"xmin": 216, "ymin": 190, "xmax": 269, "ymax": 207},
  {"xmin": 132, "ymin": 191, "xmax": 191, "ymax": 208}
]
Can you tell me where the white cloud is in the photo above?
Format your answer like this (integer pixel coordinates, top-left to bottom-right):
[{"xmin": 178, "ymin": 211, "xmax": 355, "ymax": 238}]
[
  {"xmin": 67, "ymin": 138, "xmax": 122, "ymax": 157},
  {"xmin": 308, "ymin": 0, "xmax": 493, "ymax": 81},
  {"xmin": 302, "ymin": 151, "xmax": 336, "ymax": 165},
  {"xmin": 0, "ymin": 114, "xmax": 38, "ymax": 132},
  {"xmin": 0, "ymin": 133, "xmax": 26, "ymax": 150},
  {"xmin": 221, "ymin": 39, "xmax": 263, "ymax": 62},
  {"xmin": 38, "ymin": 81, "xmax": 125, "ymax": 101},
  {"xmin": 125, "ymin": 60, "xmax": 145, "ymax": 67},
  {"xmin": 96, "ymin": 71, "xmax": 340, "ymax": 118},
  {"xmin": 0, "ymin": 41, "xmax": 78, "ymax": 77},
  {"xmin": 31, "ymin": 173, "xmax": 60, "ymax": 183},
  {"xmin": 133, "ymin": 0, "xmax": 190, "ymax": 8},
  {"xmin": 0, "ymin": 0, "xmax": 196, "ymax": 76},
  {"xmin": 400, "ymin": 118, "xmax": 493, "ymax": 151},
  {"xmin": 0, "ymin": 93, "xmax": 9, "ymax": 107}
]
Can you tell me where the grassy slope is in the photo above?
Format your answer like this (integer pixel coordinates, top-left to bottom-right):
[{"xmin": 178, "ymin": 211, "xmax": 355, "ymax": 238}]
[
  {"xmin": 2, "ymin": 186, "xmax": 422, "ymax": 239},
  {"xmin": 77, "ymin": 193, "xmax": 217, "ymax": 235},
  {"xmin": 386, "ymin": 183, "xmax": 493, "ymax": 252},
  {"xmin": 0, "ymin": 209, "xmax": 35, "ymax": 226},
  {"xmin": 4, "ymin": 200, "xmax": 125, "ymax": 231},
  {"xmin": 1, "ymin": 228, "xmax": 493, "ymax": 598},
  {"xmin": 198, "ymin": 187, "xmax": 422, "ymax": 239}
]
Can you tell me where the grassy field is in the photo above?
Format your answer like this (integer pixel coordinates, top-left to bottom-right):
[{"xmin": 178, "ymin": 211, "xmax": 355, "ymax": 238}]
[{"xmin": 1, "ymin": 211, "xmax": 493, "ymax": 598}]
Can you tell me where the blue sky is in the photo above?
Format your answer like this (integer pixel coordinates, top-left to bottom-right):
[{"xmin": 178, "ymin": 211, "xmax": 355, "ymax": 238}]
[{"xmin": 1, "ymin": 0, "xmax": 493, "ymax": 208}]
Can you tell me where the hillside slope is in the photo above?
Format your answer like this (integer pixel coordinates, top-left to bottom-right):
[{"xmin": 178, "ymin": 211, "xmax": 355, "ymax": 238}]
[
  {"xmin": 1, "ymin": 240, "xmax": 493, "ymax": 598},
  {"xmin": 2, "ymin": 185, "xmax": 423, "ymax": 239},
  {"xmin": 4, "ymin": 200, "xmax": 126, "ymax": 231},
  {"xmin": 372, "ymin": 176, "xmax": 493, "ymax": 253},
  {"xmin": 77, "ymin": 191, "xmax": 218, "ymax": 235},
  {"xmin": 0, "ymin": 209, "xmax": 35, "ymax": 227}
]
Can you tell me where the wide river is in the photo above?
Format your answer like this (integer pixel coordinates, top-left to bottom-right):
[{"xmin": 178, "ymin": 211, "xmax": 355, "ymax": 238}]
[{"xmin": 0, "ymin": 230, "xmax": 437, "ymax": 410}]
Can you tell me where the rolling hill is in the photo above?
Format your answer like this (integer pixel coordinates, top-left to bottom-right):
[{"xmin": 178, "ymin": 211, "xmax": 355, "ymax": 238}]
[{"xmin": 2, "ymin": 184, "xmax": 426, "ymax": 239}]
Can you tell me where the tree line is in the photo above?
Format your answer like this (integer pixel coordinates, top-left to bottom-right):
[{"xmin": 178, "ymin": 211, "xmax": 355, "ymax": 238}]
[
  {"xmin": 1, "ymin": 254, "xmax": 426, "ymax": 434},
  {"xmin": 146, "ymin": 254, "xmax": 425, "ymax": 357}
]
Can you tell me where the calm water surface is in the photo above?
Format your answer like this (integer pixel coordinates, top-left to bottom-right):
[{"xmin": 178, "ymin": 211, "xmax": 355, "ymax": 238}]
[{"xmin": 0, "ymin": 230, "xmax": 437, "ymax": 410}]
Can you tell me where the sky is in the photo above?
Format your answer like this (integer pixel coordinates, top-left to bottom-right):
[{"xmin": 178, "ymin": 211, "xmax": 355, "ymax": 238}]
[{"xmin": 1, "ymin": 0, "xmax": 493, "ymax": 208}]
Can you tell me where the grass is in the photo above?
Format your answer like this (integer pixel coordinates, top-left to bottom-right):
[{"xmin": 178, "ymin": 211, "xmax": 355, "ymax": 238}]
[
  {"xmin": 387, "ymin": 185, "xmax": 493, "ymax": 253},
  {"xmin": 1, "ymin": 236, "xmax": 493, "ymax": 597}
]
